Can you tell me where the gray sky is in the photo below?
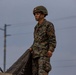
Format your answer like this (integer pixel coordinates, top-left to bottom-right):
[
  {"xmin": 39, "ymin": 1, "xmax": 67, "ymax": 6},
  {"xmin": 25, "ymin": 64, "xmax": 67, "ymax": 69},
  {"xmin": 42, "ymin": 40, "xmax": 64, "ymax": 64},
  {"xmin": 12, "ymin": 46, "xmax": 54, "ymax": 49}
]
[{"xmin": 0, "ymin": 0, "xmax": 76, "ymax": 75}]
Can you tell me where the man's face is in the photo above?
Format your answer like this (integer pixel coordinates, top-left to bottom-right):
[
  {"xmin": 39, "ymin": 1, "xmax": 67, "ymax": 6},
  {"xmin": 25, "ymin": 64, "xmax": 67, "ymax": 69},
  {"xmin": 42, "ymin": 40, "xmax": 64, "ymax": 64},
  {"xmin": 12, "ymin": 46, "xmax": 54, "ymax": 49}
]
[{"xmin": 34, "ymin": 13, "xmax": 44, "ymax": 21}]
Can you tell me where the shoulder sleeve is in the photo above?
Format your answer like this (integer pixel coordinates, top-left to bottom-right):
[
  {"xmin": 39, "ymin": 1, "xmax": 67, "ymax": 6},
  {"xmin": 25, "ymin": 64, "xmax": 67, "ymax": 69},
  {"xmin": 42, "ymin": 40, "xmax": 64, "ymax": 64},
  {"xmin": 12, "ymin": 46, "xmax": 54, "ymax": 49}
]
[
  {"xmin": 47, "ymin": 22, "xmax": 56, "ymax": 52},
  {"xmin": 30, "ymin": 24, "xmax": 37, "ymax": 49}
]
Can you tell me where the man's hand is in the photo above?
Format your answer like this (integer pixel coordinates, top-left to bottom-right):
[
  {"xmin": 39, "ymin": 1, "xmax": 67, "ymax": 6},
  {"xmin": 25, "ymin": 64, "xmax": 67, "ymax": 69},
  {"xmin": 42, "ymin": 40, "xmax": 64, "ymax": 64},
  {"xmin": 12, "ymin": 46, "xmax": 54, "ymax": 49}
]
[
  {"xmin": 47, "ymin": 51, "xmax": 53, "ymax": 57},
  {"xmin": 29, "ymin": 48, "xmax": 32, "ymax": 52}
]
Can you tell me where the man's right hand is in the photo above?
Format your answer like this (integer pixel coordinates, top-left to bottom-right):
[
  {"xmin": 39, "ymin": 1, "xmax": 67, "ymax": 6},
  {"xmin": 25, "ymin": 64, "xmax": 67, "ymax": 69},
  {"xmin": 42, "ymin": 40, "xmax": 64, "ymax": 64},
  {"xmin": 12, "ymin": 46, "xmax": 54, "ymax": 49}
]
[{"xmin": 29, "ymin": 48, "xmax": 32, "ymax": 52}]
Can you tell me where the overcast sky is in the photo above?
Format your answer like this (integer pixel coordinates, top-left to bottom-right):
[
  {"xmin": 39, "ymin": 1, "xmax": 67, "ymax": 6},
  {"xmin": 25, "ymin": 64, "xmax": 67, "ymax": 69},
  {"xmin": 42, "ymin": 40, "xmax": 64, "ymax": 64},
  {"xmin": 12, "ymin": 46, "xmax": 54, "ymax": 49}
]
[{"xmin": 0, "ymin": 0, "xmax": 76, "ymax": 75}]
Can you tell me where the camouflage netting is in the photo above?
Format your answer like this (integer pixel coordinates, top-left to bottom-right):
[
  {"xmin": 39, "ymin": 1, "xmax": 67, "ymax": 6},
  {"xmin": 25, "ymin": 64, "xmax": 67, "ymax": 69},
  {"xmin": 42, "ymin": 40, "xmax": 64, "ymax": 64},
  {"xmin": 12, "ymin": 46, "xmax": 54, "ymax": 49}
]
[{"xmin": 6, "ymin": 50, "xmax": 32, "ymax": 75}]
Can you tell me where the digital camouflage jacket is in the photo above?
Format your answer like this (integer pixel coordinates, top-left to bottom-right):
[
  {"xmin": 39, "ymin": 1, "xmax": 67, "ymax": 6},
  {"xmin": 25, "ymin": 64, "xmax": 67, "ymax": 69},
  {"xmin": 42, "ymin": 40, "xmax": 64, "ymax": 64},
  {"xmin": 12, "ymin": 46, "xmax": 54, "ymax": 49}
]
[{"xmin": 31, "ymin": 19, "xmax": 56, "ymax": 58}]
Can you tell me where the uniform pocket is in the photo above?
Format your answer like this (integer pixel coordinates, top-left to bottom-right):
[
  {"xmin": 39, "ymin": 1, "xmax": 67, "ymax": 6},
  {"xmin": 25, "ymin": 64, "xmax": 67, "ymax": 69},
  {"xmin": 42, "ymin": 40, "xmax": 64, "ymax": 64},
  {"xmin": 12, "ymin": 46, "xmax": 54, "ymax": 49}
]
[{"xmin": 43, "ymin": 58, "xmax": 52, "ymax": 72}]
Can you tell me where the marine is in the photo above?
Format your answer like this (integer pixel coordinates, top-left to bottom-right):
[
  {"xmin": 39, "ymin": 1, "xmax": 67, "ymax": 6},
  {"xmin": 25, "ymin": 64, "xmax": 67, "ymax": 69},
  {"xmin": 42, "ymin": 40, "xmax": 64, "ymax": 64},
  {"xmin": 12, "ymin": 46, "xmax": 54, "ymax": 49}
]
[{"xmin": 29, "ymin": 5, "xmax": 56, "ymax": 75}]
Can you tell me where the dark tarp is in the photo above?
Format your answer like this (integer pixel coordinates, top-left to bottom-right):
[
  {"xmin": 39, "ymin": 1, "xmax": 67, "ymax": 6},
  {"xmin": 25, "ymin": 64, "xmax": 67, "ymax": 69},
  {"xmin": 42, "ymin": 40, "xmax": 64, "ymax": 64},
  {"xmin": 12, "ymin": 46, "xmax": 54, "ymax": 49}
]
[
  {"xmin": 0, "ymin": 67, "xmax": 3, "ymax": 73},
  {"xmin": 6, "ymin": 49, "xmax": 32, "ymax": 75}
]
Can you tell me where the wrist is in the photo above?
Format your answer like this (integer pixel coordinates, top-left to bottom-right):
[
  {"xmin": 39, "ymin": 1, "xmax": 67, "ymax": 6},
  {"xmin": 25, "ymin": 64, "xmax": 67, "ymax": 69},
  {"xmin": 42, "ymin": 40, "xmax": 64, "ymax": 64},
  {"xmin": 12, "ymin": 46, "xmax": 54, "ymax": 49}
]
[{"xmin": 49, "ymin": 47, "xmax": 54, "ymax": 52}]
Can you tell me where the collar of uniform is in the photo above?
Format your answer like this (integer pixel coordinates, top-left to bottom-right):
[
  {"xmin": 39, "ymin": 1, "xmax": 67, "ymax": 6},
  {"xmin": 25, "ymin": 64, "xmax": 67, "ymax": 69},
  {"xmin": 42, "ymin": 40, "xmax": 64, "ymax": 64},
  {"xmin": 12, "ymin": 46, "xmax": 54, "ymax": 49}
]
[{"xmin": 37, "ymin": 19, "xmax": 46, "ymax": 28}]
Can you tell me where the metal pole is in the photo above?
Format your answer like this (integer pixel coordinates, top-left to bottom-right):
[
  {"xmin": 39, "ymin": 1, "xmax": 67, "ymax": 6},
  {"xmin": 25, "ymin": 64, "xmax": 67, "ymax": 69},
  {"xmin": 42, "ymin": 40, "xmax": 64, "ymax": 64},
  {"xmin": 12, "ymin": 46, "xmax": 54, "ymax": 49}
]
[
  {"xmin": 0, "ymin": 24, "xmax": 11, "ymax": 72},
  {"xmin": 4, "ymin": 24, "xmax": 6, "ymax": 72}
]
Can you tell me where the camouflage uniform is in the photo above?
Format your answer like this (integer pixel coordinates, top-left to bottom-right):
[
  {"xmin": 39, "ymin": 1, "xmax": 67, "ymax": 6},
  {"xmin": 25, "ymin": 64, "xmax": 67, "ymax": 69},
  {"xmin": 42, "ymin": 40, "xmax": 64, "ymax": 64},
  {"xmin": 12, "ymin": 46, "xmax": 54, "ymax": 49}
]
[
  {"xmin": 31, "ymin": 19, "xmax": 56, "ymax": 75},
  {"xmin": 30, "ymin": 6, "xmax": 56, "ymax": 75}
]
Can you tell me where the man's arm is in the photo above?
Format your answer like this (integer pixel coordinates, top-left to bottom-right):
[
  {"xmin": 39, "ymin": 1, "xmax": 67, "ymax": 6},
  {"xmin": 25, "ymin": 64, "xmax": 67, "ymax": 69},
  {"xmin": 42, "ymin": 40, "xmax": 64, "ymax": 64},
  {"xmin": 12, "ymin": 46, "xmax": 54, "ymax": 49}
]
[{"xmin": 47, "ymin": 23, "xmax": 56, "ymax": 57}]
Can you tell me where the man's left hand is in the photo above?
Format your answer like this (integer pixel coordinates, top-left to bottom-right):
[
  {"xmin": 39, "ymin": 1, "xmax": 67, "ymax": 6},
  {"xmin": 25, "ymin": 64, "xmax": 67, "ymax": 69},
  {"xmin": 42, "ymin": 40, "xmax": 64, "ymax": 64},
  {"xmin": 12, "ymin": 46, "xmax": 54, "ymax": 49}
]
[{"xmin": 47, "ymin": 51, "xmax": 53, "ymax": 57}]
